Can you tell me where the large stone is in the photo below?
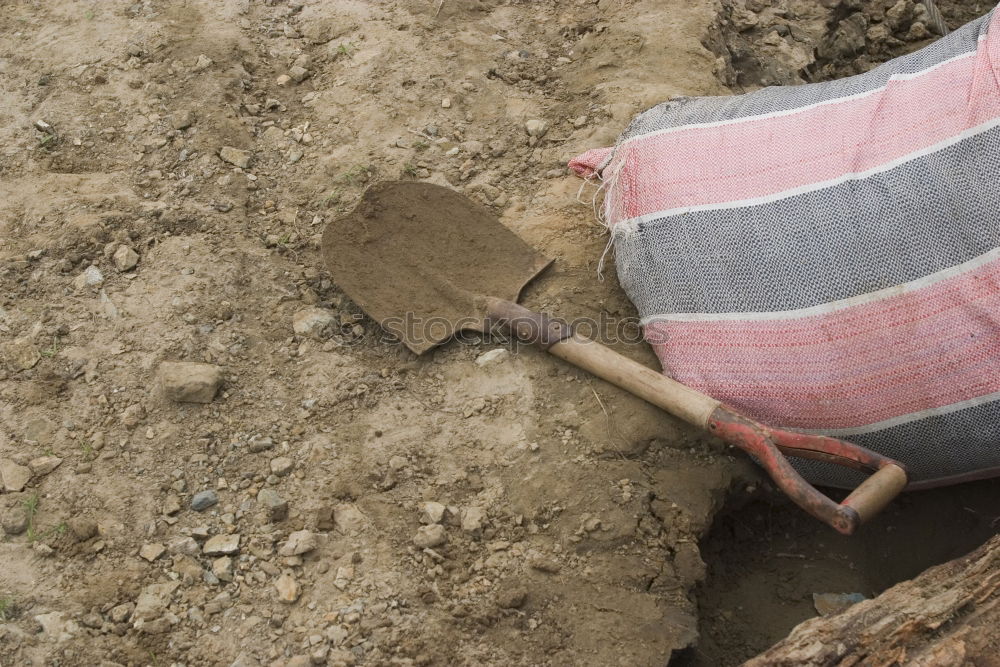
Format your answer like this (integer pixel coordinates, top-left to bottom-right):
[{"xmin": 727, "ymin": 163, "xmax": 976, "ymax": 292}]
[
  {"xmin": 159, "ymin": 362, "xmax": 223, "ymax": 403},
  {"xmin": 0, "ymin": 459, "xmax": 32, "ymax": 492}
]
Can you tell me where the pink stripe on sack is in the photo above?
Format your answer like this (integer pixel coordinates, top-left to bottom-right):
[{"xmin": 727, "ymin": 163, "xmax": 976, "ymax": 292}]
[
  {"xmin": 602, "ymin": 19, "xmax": 1000, "ymax": 222},
  {"xmin": 645, "ymin": 256, "xmax": 1000, "ymax": 430}
]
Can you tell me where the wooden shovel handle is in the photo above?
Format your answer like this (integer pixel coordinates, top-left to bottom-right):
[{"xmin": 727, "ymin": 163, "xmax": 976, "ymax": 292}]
[{"xmin": 484, "ymin": 298, "xmax": 908, "ymax": 534}]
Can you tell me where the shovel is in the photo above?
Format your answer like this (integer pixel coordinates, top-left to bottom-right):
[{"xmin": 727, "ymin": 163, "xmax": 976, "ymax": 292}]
[{"xmin": 322, "ymin": 182, "xmax": 908, "ymax": 535}]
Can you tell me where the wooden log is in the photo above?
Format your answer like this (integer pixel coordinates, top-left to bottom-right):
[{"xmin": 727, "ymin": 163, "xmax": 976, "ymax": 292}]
[{"xmin": 745, "ymin": 534, "xmax": 1000, "ymax": 666}]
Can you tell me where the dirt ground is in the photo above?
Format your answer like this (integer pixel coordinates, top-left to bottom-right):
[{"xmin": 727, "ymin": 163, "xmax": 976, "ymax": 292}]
[{"xmin": 0, "ymin": 1, "xmax": 996, "ymax": 666}]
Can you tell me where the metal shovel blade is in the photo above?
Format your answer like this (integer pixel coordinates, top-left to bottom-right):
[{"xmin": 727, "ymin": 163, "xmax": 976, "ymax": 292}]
[{"xmin": 321, "ymin": 182, "xmax": 552, "ymax": 354}]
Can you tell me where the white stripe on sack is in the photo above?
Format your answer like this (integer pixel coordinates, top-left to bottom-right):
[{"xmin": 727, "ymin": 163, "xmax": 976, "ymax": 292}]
[
  {"xmin": 638, "ymin": 245, "xmax": 1000, "ymax": 325},
  {"xmin": 615, "ymin": 114, "xmax": 1000, "ymax": 234},
  {"xmin": 796, "ymin": 390, "xmax": 1000, "ymax": 437}
]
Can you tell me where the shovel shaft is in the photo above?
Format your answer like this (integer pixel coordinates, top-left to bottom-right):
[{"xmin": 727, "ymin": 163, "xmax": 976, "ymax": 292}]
[
  {"xmin": 549, "ymin": 333, "xmax": 721, "ymax": 427},
  {"xmin": 484, "ymin": 298, "xmax": 908, "ymax": 535}
]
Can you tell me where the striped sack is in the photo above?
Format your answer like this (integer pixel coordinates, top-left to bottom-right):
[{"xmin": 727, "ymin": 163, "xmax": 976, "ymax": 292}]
[{"xmin": 570, "ymin": 7, "xmax": 1000, "ymax": 489}]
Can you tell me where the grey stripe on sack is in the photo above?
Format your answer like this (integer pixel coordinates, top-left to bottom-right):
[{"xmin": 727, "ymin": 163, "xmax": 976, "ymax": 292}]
[
  {"xmin": 792, "ymin": 396, "xmax": 1000, "ymax": 488},
  {"xmin": 618, "ymin": 10, "xmax": 992, "ymax": 140},
  {"xmin": 613, "ymin": 126, "xmax": 1000, "ymax": 317}
]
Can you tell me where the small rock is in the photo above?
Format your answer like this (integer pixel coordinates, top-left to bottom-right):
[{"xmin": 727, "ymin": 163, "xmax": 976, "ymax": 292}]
[
  {"xmin": 333, "ymin": 504, "xmax": 367, "ymax": 533},
  {"xmin": 73, "ymin": 265, "xmax": 104, "ymax": 290},
  {"xmin": 315, "ymin": 505, "xmax": 336, "ymax": 531},
  {"xmin": 138, "ymin": 613, "xmax": 179, "ymax": 634},
  {"xmin": 248, "ymin": 436, "xmax": 275, "ymax": 453},
  {"xmin": 139, "ymin": 543, "xmax": 166, "ymax": 562},
  {"xmin": 327, "ymin": 649, "xmax": 356, "ymax": 666},
  {"xmin": 461, "ymin": 140, "xmax": 484, "ymax": 156},
  {"xmin": 270, "ymin": 456, "xmax": 294, "ymax": 477},
  {"xmin": 292, "ymin": 307, "xmax": 336, "ymax": 338},
  {"xmin": 219, "ymin": 146, "xmax": 251, "ymax": 169},
  {"xmin": 67, "ymin": 517, "xmax": 98, "ymax": 542},
  {"xmin": 133, "ymin": 582, "xmax": 179, "ymax": 621},
  {"xmin": 571, "ymin": 115, "xmax": 588, "ymax": 128},
  {"xmin": 34, "ymin": 611, "xmax": 77, "ymax": 642},
  {"xmin": 497, "ymin": 587, "xmax": 528, "ymax": 609},
  {"xmin": 28, "ymin": 456, "xmax": 62, "ymax": 477},
  {"xmin": 0, "ymin": 459, "xmax": 32, "ymax": 492},
  {"xmin": 109, "ymin": 602, "xmax": 134, "ymax": 623},
  {"xmin": 257, "ymin": 488, "xmax": 289, "ymax": 522},
  {"xmin": 2, "ymin": 506, "xmax": 30, "ymax": 535},
  {"xmin": 525, "ymin": 119, "xmax": 549, "ymax": 138},
  {"xmin": 333, "ymin": 565, "xmax": 354, "ymax": 590},
  {"xmin": 275, "ymin": 573, "xmax": 301, "ymax": 603},
  {"xmin": 191, "ymin": 490, "xmax": 219, "ymax": 512},
  {"xmin": 276, "ymin": 74, "xmax": 292, "ymax": 86},
  {"xmin": 203, "ymin": 534, "xmax": 240, "ymax": 556},
  {"xmin": 475, "ymin": 348, "xmax": 509, "ymax": 367},
  {"xmin": 413, "ymin": 524, "xmax": 447, "ymax": 548},
  {"xmin": 166, "ymin": 535, "xmax": 200, "ymax": 556},
  {"xmin": 159, "ymin": 361, "xmax": 223, "ymax": 403},
  {"xmin": 278, "ymin": 529, "xmax": 318, "ymax": 556},
  {"xmin": 288, "ymin": 65, "xmax": 310, "ymax": 83},
  {"xmin": 212, "ymin": 556, "xmax": 234, "ymax": 582},
  {"xmin": 441, "ymin": 97, "xmax": 452, "ymax": 108},
  {"xmin": 813, "ymin": 592, "xmax": 867, "ymax": 616},
  {"xmin": 461, "ymin": 506, "xmax": 486, "ymax": 533},
  {"xmin": 171, "ymin": 110, "xmax": 195, "ymax": 130},
  {"xmin": 113, "ymin": 245, "xmax": 139, "ymax": 272},
  {"xmin": 79, "ymin": 612, "xmax": 102, "ymax": 629},
  {"xmin": 527, "ymin": 554, "xmax": 561, "ymax": 573},
  {"xmin": 419, "ymin": 501, "xmax": 447, "ymax": 525},
  {"xmin": 3, "ymin": 337, "xmax": 40, "ymax": 371},
  {"xmin": 162, "ymin": 494, "xmax": 182, "ymax": 516},
  {"xmin": 172, "ymin": 555, "xmax": 204, "ymax": 582},
  {"xmin": 192, "ymin": 54, "xmax": 213, "ymax": 72}
]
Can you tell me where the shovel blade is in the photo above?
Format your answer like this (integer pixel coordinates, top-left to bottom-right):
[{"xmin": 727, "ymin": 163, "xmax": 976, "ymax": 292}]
[{"xmin": 321, "ymin": 182, "xmax": 551, "ymax": 354}]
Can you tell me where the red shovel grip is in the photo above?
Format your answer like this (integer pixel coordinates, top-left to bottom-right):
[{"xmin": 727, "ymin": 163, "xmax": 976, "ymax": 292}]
[{"xmin": 707, "ymin": 406, "xmax": 908, "ymax": 535}]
